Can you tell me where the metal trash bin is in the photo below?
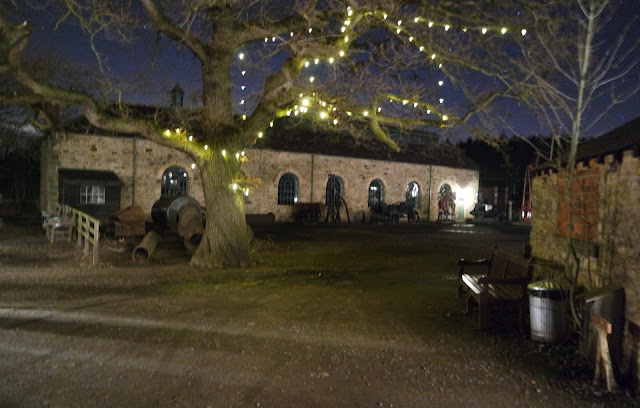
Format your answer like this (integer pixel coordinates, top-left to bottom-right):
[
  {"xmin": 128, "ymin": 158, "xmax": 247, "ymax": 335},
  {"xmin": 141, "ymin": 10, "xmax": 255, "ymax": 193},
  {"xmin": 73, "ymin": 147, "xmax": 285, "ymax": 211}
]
[{"xmin": 528, "ymin": 281, "xmax": 569, "ymax": 343}]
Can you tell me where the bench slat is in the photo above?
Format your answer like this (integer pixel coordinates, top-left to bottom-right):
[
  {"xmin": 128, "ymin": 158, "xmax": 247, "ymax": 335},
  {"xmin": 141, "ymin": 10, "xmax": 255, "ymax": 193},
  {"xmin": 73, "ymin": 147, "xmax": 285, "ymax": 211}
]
[{"xmin": 458, "ymin": 248, "xmax": 533, "ymax": 331}]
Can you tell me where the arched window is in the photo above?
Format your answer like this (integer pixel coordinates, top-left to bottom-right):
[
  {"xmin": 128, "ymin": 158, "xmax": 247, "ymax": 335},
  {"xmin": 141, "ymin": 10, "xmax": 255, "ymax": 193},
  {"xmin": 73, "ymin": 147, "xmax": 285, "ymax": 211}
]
[
  {"xmin": 277, "ymin": 173, "xmax": 298, "ymax": 205},
  {"xmin": 406, "ymin": 181, "xmax": 420, "ymax": 208},
  {"xmin": 368, "ymin": 179, "xmax": 384, "ymax": 207},
  {"xmin": 325, "ymin": 175, "xmax": 344, "ymax": 206},
  {"xmin": 161, "ymin": 166, "xmax": 188, "ymax": 197}
]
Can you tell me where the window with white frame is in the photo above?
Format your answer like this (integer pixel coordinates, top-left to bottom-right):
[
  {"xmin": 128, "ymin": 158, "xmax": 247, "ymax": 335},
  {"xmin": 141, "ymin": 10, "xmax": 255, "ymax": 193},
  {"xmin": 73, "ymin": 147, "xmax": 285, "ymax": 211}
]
[
  {"xmin": 406, "ymin": 181, "xmax": 420, "ymax": 208},
  {"xmin": 80, "ymin": 185, "xmax": 105, "ymax": 204},
  {"xmin": 161, "ymin": 166, "xmax": 189, "ymax": 197},
  {"xmin": 277, "ymin": 173, "xmax": 299, "ymax": 205},
  {"xmin": 368, "ymin": 179, "xmax": 384, "ymax": 207}
]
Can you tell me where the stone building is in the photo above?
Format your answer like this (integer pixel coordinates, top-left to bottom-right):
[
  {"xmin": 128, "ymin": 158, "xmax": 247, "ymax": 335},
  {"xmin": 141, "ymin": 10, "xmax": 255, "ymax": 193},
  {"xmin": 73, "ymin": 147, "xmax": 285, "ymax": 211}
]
[
  {"xmin": 41, "ymin": 121, "xmax": 479, "ymax": 224},
  {"xmin": 530, "ymin": 117, "xmax": 640, "ymax": 388}
]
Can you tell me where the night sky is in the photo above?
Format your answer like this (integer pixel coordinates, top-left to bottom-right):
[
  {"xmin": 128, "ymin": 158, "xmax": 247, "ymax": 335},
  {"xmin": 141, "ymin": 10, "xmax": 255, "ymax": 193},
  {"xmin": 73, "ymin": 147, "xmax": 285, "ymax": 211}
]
[{"xmin": 15, "ymin": 2, "xmax": 640, "ymax": 140}]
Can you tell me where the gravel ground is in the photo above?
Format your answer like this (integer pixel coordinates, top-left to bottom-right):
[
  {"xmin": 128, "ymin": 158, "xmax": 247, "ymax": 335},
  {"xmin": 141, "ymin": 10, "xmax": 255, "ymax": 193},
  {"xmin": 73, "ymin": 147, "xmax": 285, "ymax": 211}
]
[{"xmin": 0, "ymin": 216, "xmax": 637, "ymax": 408}]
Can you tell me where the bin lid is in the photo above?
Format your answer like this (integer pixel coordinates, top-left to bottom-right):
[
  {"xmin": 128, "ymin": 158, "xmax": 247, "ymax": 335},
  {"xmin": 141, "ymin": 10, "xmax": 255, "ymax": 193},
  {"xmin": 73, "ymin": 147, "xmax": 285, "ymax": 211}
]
[
  {"xmin": 527, "ymin": 281, "xmax": 567, "ymax": 299},
  {"xmin": 528, "ymin": 281, "xmax": 562, "ymax": 290}
]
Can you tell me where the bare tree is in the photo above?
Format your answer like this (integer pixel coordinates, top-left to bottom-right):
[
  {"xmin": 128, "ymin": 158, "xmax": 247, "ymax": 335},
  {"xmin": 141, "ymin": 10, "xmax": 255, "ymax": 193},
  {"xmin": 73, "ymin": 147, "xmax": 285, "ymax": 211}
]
[
  {"xmin": 0, "ymin": 0, "xmax": 536, "ymax": 267},
  {"xmin": 500, "ymin": 1, "xmax": 640, "ymax": 322}
]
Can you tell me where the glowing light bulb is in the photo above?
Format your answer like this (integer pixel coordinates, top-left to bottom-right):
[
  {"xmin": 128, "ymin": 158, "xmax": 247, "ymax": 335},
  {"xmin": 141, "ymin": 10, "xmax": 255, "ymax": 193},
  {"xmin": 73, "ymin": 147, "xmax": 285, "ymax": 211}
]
[
  {"xmin": 521, "ymin": 29, "xmax": 527, "ymax": 36},
  {"xmin": 409, "ymin": 36, "xmax": 413, "ymax": 42},
  {"xmin": 445, "ymin": 24, "xmax": 450, "ymax": 31},
  {"xmin": 164, "ymin": 129, "xmax": 170, "ymax": 136},
  {"xmin": 188, "ymin": 135, "xmax": 193, "ymax": 141},
  {"xmin": 232, "ymin": 183, "xmax": 238, "ymax": 190},
  {"xmin": 235, "ymin": 152, "xmax": 240, "ymax": 159},
  {"xmin": 309, "ymin": 76, "xmax": 315, "ymax": 83},
  {"xmin": 414, "ymin": 17, "xmax": 419, "ymax": 23},
  {"xmin": 419, "ymin": 46, "xmax": 424, "ymax": 52},
  {"xmin": 272, "ymin": 36, "xmax": 276, "ymax": 42},
  {"xmin": 431, "ymin": 53, "xmax": 436, "ymax": 59},
  {"xmin": 241, "ymin": 70, "xmax": 246, "ymax": 75},
  {"xmin": 269, "ymin": 121, "xmax": 274, "ymax": 127},
  {"xmin": 242, "ymin": 114, "xmax": 247, "ymax": 120},
  {"xmin": 191, "ymin": 163, "xmax": 195, "ymax": 169},
  {"xmin": 396, "ymin": 29, "xmax": 401, "ymax": 34},
  {"xmin": 346, "ymin": 111, "xmax": 352, "ymax": 116},
  {"xmin": 264, "ymin": 37, "xmax": 268, "ymax": 42},
  {"xmin": 239, "ymin": 53, "xmax": 244, "ymax": 60},
  {"xmin": 438, "ymin": 80, "xmax": 444, "ymax": 86},
  {"xmin": 397, "ymin": 20, "xmax": 402, "ymax": 25},
  {"xmin": 302, "ymin": 98, "xmax": 310, "ymax": 106},
  {"xmin": 333, "ymin": 119, "xmax": 338, "ymax": 125},
  {"xmin": 377, "ymin": 107, "xmax": 382, "ymax": 112},
  {"xmin": 427, "ymin": 109, "xmax": 431, "ymax": 114},
  {"xmin": 241, "ymin": 85, "xmax": 246, "ymax": 90},
  {"xmin": 501, "ymin": 27, "xmax": 507, "ymax": 34},
  {"xmin": 221, "ymin": 149, "xmax": 225, "ymax": 156},
  {"xmin": 383, "ymin": 13, "xmax": 387, "ymax": 19},
  {"xmin": 320, "ymin": 112, "xmax": 327, "ymax": 119},
  {"xmin": 463, "ymin": 28, "xmax": 468, "ymax": 32},
  {"xmin": 344, "ymin": 20, "xmax": 351, "ymax": 26},
  {"xmin": 339, "ymin": 50, "xmax": 345, "ymax": 57},
  {"xmin": 348, "ymin": 9, "xmax": 353, "ymax": 16},
  {"xmin": 240, "ymin": 99, "xmax": 245, "ymax": 105},
  {"xmin": 413, "ymin": 102, "xmax": 418, "ymax": 107},
  {"xmin": 442, "ymin": 115, "xmax": 448, "ymax": 121},
  {"xmin": 341, "ymin": 26, "xmax": 346, "ymax": 33},
  {"xmin": 439, "ymin": 98, "xmax": 444, "ymax": 103},
  {"xmin": 363, "ymin": 111, "xmax": 369, "ymax": 116},
  {"xmin": 304, "ymin": 61, "xmax": 310, "ymax": 67},
  {"xmin": 308, "ymin": 28, "xmax": 313, "ymax": 33},
  {"xmin": 482, "ymin": 28, "xmax": 487, "ymax": 34},
  {"xmin": 204, "ymin": 145, "xmax": 209, "ymax": 150},
  {"xmin": 241, "ymin": 151, "xmax": 245, "ymax": 156},
  {"xmin": 329, "ymin": 57, "xmax": 334, "ymax": 63},
  {"xmin": 344, "ymin": 35, "xmax": 349, "ymax": 42},
  {"xmin": 290, "ymin": 32, "xmax": 294, "ymax": 37},
  {"xmin": 314, "ymin": 58, "xmax": 319, "ymax": 64},
  {"xmin": 402, "ymin": 100, "xmax": 408, "ymax": 105},
  {"xmin": 258, "ymin": 132, "xmax": 263, "ymax": 138},
  {"xmin": 428, "ymin": 22, "xmax": 433, "ymax": 27}
]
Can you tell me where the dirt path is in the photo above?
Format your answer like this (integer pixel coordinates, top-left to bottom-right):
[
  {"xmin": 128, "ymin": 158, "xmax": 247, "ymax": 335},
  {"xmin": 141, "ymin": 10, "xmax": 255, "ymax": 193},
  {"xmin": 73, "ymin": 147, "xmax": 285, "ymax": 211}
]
[{"xmin": 0, "ymin": 219, "xmax": 636, "ymax": 407}]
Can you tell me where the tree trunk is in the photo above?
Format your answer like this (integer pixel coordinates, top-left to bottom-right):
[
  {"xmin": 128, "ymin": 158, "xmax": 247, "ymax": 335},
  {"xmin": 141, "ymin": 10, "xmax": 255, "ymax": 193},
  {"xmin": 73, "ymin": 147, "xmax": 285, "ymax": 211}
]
[{"xmin": 190, "ymin": 154, "xmax": 251, "ymax": 268}]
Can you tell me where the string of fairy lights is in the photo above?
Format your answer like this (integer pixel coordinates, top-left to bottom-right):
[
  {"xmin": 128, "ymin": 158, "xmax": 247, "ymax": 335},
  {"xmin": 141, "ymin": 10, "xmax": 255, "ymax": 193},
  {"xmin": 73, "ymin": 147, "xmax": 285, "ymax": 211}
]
[{"xmin": 162, "ymin": 5, "xmax": 528, "ymax": 194}]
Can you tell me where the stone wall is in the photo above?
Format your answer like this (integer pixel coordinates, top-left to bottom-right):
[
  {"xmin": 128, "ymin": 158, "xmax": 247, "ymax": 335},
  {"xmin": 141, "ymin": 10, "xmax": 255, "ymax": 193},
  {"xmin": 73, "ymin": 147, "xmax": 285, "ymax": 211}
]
[
  {"xmin": 41, "ymin": 132, "xmax": 204, "ymax": 217},
  {"xmin": 242, "ymin": 148, "xmax": 479, "ymax": 222},
  {"xmin": 530, "ymin": 150, "xmax": 640, "ymax": 389},
  {"xmin": 42, "ymin": 133, "xmax": 478, "ymax": 223}
]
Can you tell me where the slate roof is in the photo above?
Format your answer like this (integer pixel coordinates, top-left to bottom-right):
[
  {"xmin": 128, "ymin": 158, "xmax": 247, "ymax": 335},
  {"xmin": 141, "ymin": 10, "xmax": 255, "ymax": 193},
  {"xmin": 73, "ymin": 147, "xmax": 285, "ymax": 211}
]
[
  {"xmin": 58, "ymin": 168, "xmax": 123, "ymax": 185},
  {"xmin": 577, "ymin": 117, "xmax": 640, "ymax": 161},
  {"xmin": 256, "ymin": 118, "xmax": 478, "ymax": 169}
]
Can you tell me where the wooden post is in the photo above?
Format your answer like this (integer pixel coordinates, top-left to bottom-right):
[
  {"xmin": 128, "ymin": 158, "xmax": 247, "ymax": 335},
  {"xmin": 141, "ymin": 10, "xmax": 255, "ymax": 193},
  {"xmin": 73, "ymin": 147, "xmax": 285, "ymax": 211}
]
[
  {"xmin": 92, "ymin": 219, "xmax": 99, "ymax": 266},
  {"xmin": 592, "ymin": 314, "xmax": 618, "ymax": 392}
]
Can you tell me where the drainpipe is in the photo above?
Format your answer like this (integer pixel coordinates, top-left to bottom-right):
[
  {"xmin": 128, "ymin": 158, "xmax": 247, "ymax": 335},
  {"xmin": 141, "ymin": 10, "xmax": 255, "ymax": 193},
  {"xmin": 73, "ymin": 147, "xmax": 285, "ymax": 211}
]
[
  {"xmin": 427, "ymin": 166, "xmax": 432, "ymax": 222},
  {"xmin": 132, "ymin": 136, "xmax": 137, "ymax": 206},
  {"xmin": 310, "ymin": 153, "xmax": 315, "ymax": 202}
]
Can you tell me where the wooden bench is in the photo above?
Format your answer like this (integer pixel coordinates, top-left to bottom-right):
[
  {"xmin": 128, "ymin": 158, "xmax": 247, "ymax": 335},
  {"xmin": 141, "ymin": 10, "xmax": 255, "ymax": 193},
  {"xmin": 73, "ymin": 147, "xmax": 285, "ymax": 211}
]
[{"xmin": 457, "ymin": 247, "xmax": 534, "ymax": 331}]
